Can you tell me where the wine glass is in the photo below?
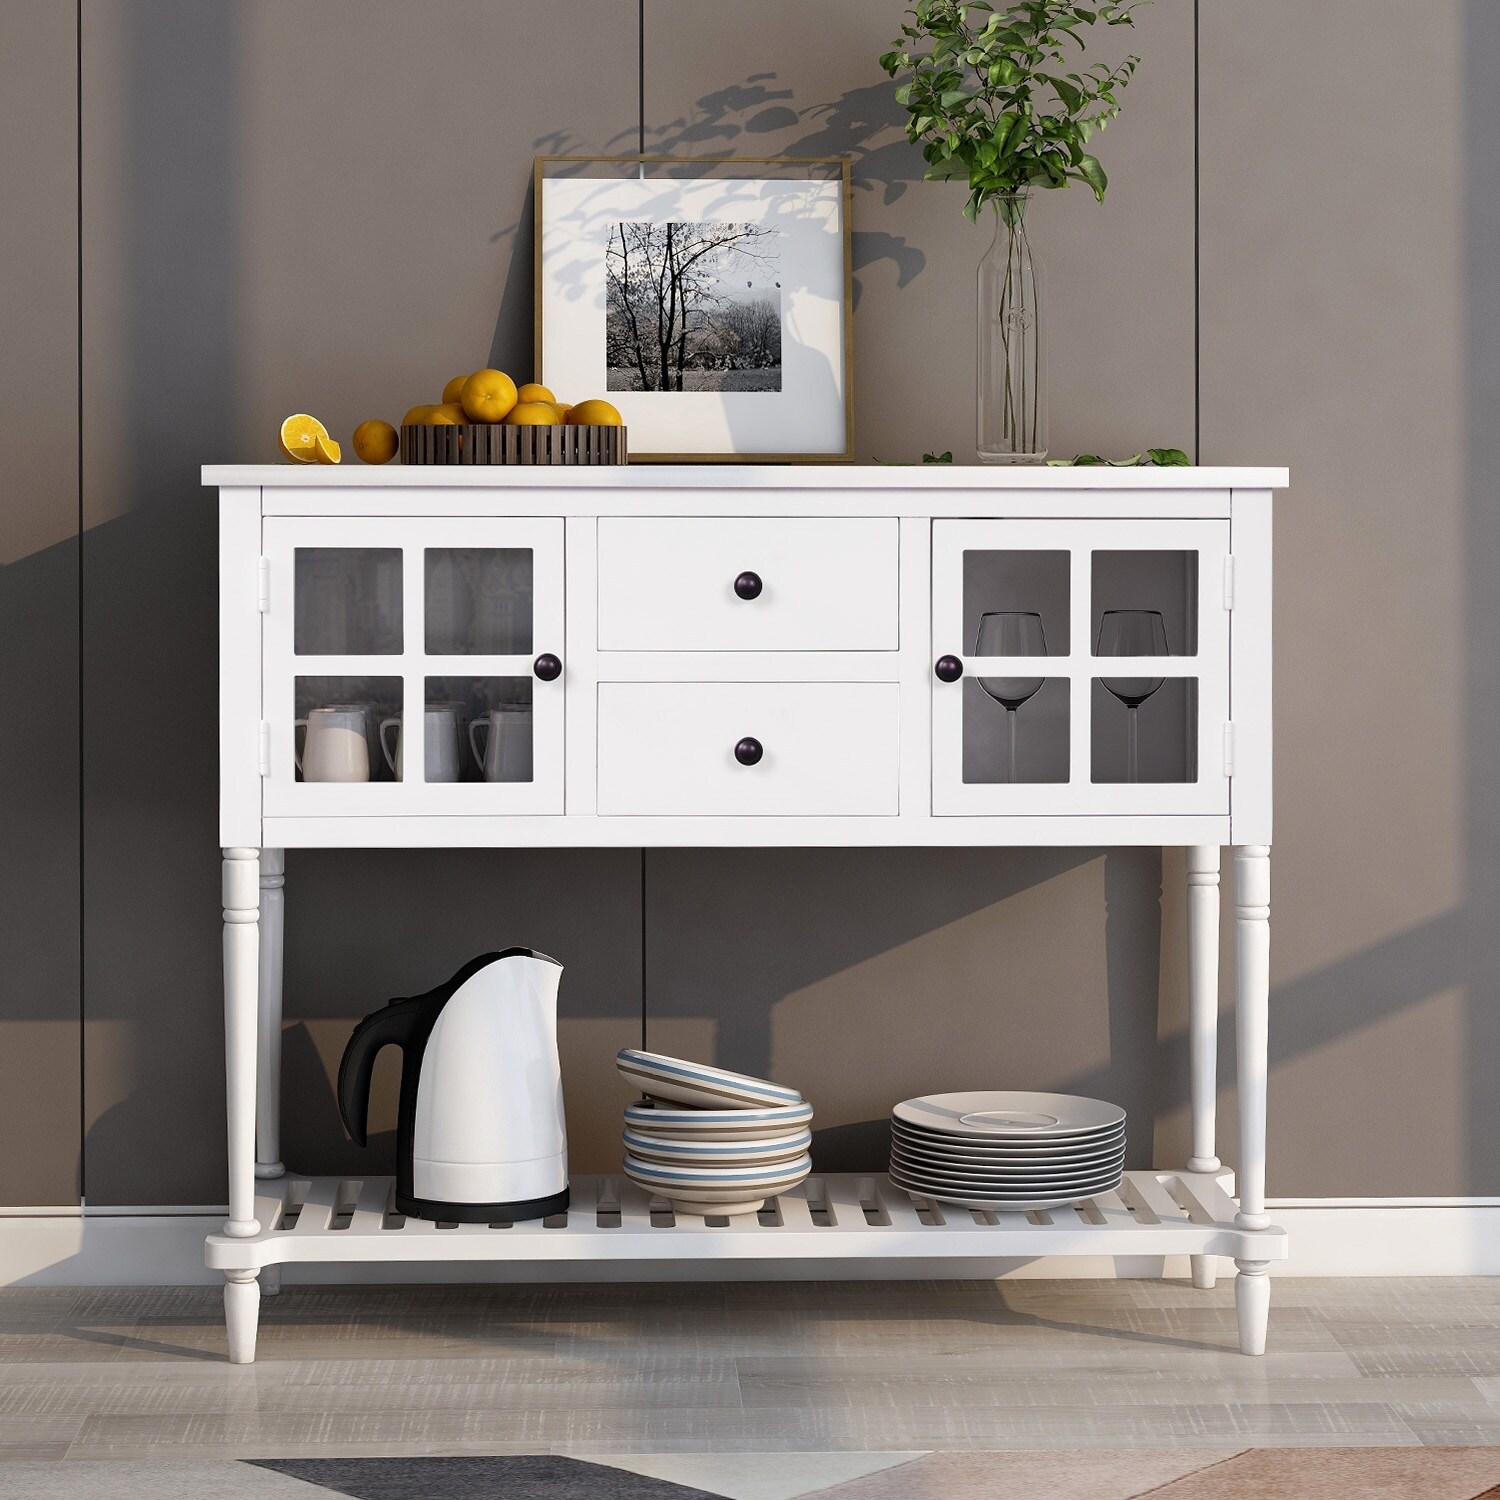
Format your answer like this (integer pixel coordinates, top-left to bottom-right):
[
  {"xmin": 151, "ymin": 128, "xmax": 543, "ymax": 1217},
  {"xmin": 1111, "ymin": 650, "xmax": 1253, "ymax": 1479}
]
[
  {"xmin": 1096, "ymin": 609, "xmax": 1169, "ymax": 783},
  {"xmin": 974, "ymin": 610, "xmax": 1048, "ymax": 784}
]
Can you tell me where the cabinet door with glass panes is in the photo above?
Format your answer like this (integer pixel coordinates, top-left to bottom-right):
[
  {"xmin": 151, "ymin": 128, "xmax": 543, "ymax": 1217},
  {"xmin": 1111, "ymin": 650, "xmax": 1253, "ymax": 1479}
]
[
  {"xmin": 261, "ymin": 517, "xmax": 563, "ymax": 816},
  {"xmin": 931, "ymin": 518, "xmax": 1230, "ymax": 817}
]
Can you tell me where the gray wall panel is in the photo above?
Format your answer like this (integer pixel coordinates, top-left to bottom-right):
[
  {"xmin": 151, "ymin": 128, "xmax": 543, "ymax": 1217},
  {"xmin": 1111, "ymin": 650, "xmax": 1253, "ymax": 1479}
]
[
  {"xmin": 38, "ymin": 0, "xmax": 1489, "ymax": 1207},
  {"xmin": 0, "ymin": 1, "xmax": 81, "ymax": 1206},
  {"xmin": 641, "ymin": 1, "xmax": 1197, "ymax": 1176},
  {"xmin": 79, "ymin": 0, "xmax": 637, "ymax": 1204},
  {"xmin": 1200, "ymin": 0, "xmax": 1478, "ymax": 1193}
]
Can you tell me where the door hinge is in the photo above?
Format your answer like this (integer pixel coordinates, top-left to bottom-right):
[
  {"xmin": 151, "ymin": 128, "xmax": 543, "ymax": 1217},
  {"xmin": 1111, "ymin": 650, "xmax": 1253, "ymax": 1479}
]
[
  {"xmin": 1222, "ymin": 722, "xmax": 1235, "ymax": 777},
  {"xmin": 1222, "ymin": 554, "xmax": 1235, "ymax": 610},
  {"xmin": 258, "ymin": 721, "xmax": 271, "ymax": 777},
  {"xmin": 257, "ymin": 556, "xmax": 270, "ymax": 613}
]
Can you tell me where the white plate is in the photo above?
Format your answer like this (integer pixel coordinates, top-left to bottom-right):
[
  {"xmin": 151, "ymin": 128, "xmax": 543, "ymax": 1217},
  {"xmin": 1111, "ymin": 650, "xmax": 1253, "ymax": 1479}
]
[
  {"xmin": 890, "ymin": 1152, "xmax": 1125, "ymax": 1186},
  {"xmin": 623, "ymin": 1152, "xmax": 813, "ymax": 1191},
  {"xmin": 623, "ymin": 1099, "xmax": 814, "ymax": 1137},
  {"xmin": 891, "ymin": 1123, "xmax": 1125, "ymax": 1164},
  {"xmin": 894, "ymin": 1092, "xmax": 1125, "ymax": 1141},
  {"xmin": 890, "ymin": 1143, "xmax": 1126, "ymax": 1180},
  {"xmin": 888, "ymin": 1162, "xmax": 1125, "ymax": 1196},
  {"xmin": 617, "ymin": 1049, "xmax": 802, "ymax": 1110},
  {"xmin": 890, "ymin": 1134, "xmax": 1126, "ymax": 1167},
  {"xmin": 622, "ymin": 1126, "xmax": 812, "ymax": 1166},
  {"xmin": 889, "ymin": 1173, "xmax": 1118, "ymax": 1213},
  {"xmin": 889, "ymin": 1164, "xmax": 1124, "ymax": 1203},
  {"xmin": 890, "ymin": 1158, "xmax": 1125, "ymax": 1192}
]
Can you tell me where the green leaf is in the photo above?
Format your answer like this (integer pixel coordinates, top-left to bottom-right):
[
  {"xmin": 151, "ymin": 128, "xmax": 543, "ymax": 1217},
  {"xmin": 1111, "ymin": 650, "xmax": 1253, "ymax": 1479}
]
[
  {"xmin": 1049, "ymin": 74, "xmax": 1084, "ymax": 111},
  {"xmin": 1071, "ymin": 454, "xmax": 1104, "ymax": 465},
  {"xmin": 1146, "ymin": 447, "xmax": 1192, "ymax": 466},
  {"xmin": 1075, "ymin": 152, "xmax": 1108, "ymax": 199}
]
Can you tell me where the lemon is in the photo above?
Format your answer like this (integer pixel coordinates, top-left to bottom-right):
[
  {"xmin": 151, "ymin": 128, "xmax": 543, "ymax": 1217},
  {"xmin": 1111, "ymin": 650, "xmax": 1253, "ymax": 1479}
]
[
  {"xmin": 504, "ymin": 401, "xmax": 563, "ymax": 425},
  {"xmin": 279, "ymin": 413, "xmax": 329, "ymax": 462},
  {"xmin": 427, "ymin": 403, "xmax": 465, "ymax": 426},
  {"xmin": 314, "ymin": 435, "xmax": 342, "ymax": 464},
  {"xmin": 565, "ymin": 399, "xmax": 623, "ymax": 426},
  {"xmin": 460, "ymin": 369, "xmax": 519, "ymax": 423},
  {"xmin": 401, "ymin": 404, "xmax": 435, "ymax": 426},
  {"xmin": 442, "ymin": 374, "xmax": 471, "ymax": 405},
  {"xmin": 352, "ymin": 419, "xmax": 398, "ymax": 464},
  {"xmin": 516, "ymin": 382, "xmax": 555, "ymax": 406}
]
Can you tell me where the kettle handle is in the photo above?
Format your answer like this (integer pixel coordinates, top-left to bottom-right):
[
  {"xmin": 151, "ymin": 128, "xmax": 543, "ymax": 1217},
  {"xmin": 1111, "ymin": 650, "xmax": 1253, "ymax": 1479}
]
[{"xmin": 337, "ymin": 997, "xmax": 423, "ymax": 1146}]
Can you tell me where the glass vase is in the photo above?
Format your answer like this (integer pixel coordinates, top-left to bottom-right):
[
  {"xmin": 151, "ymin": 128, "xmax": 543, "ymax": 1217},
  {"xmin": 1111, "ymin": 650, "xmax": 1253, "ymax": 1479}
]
[{"xmin": 977, "ymin": 194, "xmax": 1046, "ymax": 463}]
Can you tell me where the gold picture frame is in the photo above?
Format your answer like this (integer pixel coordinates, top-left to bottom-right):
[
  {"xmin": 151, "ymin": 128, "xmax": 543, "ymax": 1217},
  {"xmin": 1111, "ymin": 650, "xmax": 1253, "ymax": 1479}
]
[{"xmin": 533, "ymin": 156, "xmax": 854, "ymax": 464}]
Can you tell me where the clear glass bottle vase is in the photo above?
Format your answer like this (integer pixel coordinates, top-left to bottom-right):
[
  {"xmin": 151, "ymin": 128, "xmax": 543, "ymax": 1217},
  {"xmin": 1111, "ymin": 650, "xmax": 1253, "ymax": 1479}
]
[{"xmin": 977, "ymin": 194, "xmax": 1046, "ymax": 463}]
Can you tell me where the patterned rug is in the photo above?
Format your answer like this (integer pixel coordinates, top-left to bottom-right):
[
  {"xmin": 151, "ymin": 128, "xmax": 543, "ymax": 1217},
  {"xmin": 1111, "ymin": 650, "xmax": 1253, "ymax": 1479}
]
[{"xmin": 2, "ymin": 1450, "xmax": 1500, "ymax": 1498}]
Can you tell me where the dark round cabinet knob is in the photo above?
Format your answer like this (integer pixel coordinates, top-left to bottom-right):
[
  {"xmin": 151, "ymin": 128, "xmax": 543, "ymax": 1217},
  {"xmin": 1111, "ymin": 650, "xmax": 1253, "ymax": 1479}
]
[
  {"xmin": 533, "ymin": 653, "xmax": 562, "ymax": 682},
  {"xmin": 734, "ymin": 570, "xmax": 763, "ymax": 601},
  {"xmin": 934, "ymin": 654, "xmax": 964, "ymax": 683},
  {"xmin": 734, "ymin": 736, "xmax": 764, "ymax": 767}
]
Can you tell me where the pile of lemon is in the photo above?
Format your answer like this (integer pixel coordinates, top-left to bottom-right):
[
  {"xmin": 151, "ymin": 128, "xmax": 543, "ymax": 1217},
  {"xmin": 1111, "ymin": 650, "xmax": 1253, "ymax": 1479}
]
[{"xmin": 278, "ymin": 372, "xmax": 622, "ymax": 466}]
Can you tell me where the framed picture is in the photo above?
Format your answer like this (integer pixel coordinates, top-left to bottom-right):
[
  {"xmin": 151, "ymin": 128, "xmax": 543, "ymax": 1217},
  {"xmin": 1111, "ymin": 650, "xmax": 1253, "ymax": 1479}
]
[{"xmin": 534, "ymin": 156, "xmax": 853, "ymax": 463}]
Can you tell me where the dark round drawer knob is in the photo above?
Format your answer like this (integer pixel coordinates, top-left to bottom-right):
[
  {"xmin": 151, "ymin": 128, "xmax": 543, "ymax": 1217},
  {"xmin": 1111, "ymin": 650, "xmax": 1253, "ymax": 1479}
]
[
  {"xmin": 734, "ymin": 736, "xmax": 764, "ymax": 766},
  {"xmin": 533, "ymin": 653, "xmax": 562, "ymax": 682},
  {"xmin": 734, "ymin": 570, "xmax": 763, "ymax": 601},
  {"xmin": 934, "ymin": 655, "xmax": 964, "ymax": 683}
]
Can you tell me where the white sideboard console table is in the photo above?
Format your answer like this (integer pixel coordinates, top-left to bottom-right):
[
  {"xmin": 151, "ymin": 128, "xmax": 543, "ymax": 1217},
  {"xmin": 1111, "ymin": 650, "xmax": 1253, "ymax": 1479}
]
[{"xmin": 203, "ymin": 462, "xmax": 1287, "ymax": 1364}]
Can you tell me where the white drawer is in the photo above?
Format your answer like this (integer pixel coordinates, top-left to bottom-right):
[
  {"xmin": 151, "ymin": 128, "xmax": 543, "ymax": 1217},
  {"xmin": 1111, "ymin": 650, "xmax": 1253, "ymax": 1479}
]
[
  {"xmin": 596, "ymin": 517, "xmax": 898, "ymax": 651},
  {"xmin": 597, "ymin": 682, "xmax": 899, "ymax": 816}
]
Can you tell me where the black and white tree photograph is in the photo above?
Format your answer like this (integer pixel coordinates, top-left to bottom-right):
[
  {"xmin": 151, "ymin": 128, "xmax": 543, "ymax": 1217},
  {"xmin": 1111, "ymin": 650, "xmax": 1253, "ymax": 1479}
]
[{"xmin": 605, "ymin": 221, "xmax": 782, "ymax": 393}]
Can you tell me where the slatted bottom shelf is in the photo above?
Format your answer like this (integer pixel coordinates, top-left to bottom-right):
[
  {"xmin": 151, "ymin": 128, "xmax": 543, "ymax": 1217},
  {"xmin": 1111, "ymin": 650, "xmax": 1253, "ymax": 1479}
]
[{"xmin": 205, "ymin": 1171, "xmax": 1286, "ymax": 1272}]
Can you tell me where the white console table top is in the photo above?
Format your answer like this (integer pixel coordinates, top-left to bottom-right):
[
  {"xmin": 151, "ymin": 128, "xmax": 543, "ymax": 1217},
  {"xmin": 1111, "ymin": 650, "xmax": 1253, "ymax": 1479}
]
[{"xmin": 204, "ymin": 463, "xmax": 1289, "ymax": 491}]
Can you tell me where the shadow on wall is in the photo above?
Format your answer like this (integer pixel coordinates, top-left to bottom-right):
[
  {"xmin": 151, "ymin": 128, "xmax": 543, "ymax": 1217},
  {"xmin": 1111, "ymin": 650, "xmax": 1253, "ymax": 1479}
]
[{"xmin": 486, "ymin": 72, "xmax": 929, "ymax": 369}]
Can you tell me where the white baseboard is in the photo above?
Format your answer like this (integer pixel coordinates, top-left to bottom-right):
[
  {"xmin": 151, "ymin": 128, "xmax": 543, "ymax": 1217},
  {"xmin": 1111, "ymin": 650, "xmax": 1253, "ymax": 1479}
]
[{"xmin": 3, "ymin": 1202, "xmax": 1499, "ymax": 1286}]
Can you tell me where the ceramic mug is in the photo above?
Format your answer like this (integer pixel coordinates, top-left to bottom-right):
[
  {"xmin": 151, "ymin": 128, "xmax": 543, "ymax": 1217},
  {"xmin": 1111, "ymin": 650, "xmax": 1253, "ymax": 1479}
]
[
  {"xmin": 469, "ymin": 704, "xmax": 533, "ymax": 783},
  {"xmin": 380, "ymin": 703, "xmax": 464, "ymax": 783},
  {"xmin": 295, "ymin": 706, "xmax": 371, "ymax": 783}
]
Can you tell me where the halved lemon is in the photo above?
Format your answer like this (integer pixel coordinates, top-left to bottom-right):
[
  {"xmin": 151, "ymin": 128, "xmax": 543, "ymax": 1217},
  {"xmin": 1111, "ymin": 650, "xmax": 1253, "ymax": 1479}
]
[{"xmin": 279, "ymin": 413, "xmax": 329, "ymax": 462}]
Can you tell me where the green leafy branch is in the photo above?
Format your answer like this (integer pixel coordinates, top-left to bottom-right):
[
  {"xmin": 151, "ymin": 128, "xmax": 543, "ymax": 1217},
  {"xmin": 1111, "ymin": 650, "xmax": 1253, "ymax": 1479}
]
[
  {"xmin": 1049, "ymin": 447, "xmax": 1189, "ymax": 466},
  {"xmin": 880, "ymin": 0, "xmax": 1141, "ymax": 222}
]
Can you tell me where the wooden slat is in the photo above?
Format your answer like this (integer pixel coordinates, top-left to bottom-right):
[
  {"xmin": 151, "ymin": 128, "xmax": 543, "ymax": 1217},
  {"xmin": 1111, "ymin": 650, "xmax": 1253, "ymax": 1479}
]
[
  {"xmin": 290, "ymin": 1178, "xmax": 339, "ymax": 1235},
  {"xmin": 349, "ymin": 1178, "xmax": 390, "ymax": 1235},
  {"xmin": 1123, "ymin": 1173, "xmax": 1192, "ymax": 1225},
  {"xmin": 1174, "ymin": 1172, "xmax": 1238, "ymax": 1226}
]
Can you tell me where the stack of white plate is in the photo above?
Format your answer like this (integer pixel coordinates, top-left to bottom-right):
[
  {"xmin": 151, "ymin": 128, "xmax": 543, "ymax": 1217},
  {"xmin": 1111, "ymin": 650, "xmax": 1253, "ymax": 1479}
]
[
  {"xmin": 889, "ymin": 1091, "xmax": 1126, "ymax": 1211},
  {"xmin": 616, "ymin": 1048, "xmax": 812, "ymax": 1216}
]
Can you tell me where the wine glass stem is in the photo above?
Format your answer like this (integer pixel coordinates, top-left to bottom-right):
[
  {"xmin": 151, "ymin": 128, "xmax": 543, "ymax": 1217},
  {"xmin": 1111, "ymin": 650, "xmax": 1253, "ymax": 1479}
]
[
  {"xmin": 1126, "ymin": 705, "xmax": 1139, "ymax": 784},
  {"xmin": 1006, "ymin": 707, "xmax": 1018, "ymax": 784}
]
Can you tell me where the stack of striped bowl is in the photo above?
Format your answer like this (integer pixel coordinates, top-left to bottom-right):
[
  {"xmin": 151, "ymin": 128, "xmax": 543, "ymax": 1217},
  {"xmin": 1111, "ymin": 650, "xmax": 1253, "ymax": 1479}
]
[{"xmin": 615, "ymin": 1048, "xmax": 813, "ymax": 1216}]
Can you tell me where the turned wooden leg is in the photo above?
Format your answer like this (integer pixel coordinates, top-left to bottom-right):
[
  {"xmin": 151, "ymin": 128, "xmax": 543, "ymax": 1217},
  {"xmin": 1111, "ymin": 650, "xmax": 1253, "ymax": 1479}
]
[
  {"xmin": 222, "ymin": 849, "xmax": 262, "ymax": 1363},
  {"xmin": 1187, "ymin": 845, "xmax": 1222, "ymax": 1290},
  {"xmin": 256, "ymin": 849, "xmax": 286, "ymax": 1182},
  {"xmin": 224, "ymin": 1270, "xmax": 261, "ymax": 1365},
  {"xmin": 1233, "ymin": 844, "xmax": 1272, "ymax": 1355}
]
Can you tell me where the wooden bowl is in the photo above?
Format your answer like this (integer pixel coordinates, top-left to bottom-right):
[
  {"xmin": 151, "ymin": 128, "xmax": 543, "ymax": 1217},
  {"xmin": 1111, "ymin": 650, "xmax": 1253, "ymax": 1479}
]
[{"xmin": 399, "ymin": 423, "xmax": 626, "ymax": 466}]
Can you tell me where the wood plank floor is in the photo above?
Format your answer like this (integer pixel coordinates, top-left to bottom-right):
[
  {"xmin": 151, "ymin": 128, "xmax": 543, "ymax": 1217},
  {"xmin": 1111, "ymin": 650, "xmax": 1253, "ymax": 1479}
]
[{"xmin": 1, "ymin": 1278, "xmax": 1499, "ymax": 1460}]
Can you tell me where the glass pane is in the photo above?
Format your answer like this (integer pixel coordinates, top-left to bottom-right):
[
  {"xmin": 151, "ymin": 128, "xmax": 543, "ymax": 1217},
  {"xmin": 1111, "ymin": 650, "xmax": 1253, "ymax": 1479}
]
[
  {"xmin": 294, "ymin": 676, "xmax": 401, "ymax": 782},
  {"xmin": 425, "ymin": 675, "xmax": 534, "ymax": 783},
  {"xmin": 294, "ymin": 549, "xmax": 402, "ymax": 655},
  {"xmin": 425, "ymin": 548, "xmax": 534, "ymax": 655},
  {"xmin": 1091, "ymin": 550, "xmax": 1198, "ymax": 657},
  {"xmin": 963, "ymin": 676, "xmax": 1069, "ymax": 784},
  {"xmin": 1091, "ymin": 677, "xmax": 1198, "ymax": 783},
  {"xmin": 963, "ymin": 549, "xmax": 1069, "ymax": 656}
]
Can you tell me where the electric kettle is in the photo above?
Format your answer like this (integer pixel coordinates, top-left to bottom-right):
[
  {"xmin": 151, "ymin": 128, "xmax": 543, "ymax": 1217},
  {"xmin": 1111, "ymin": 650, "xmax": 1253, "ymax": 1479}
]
[{"xmin": 337, "ymin": 949, "xmax": 569, "ymax": 1222}]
